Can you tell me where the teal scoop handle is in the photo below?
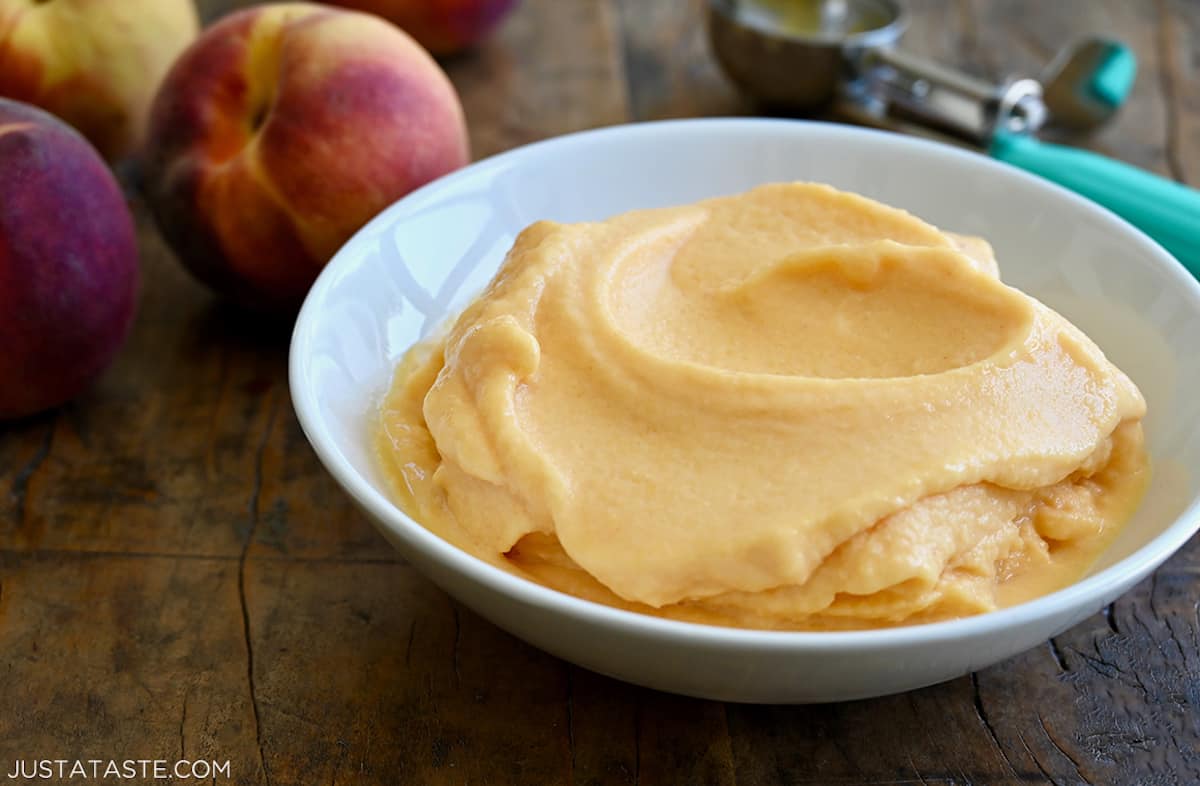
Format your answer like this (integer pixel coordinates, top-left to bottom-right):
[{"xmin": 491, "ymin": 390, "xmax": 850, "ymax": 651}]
[{"xmin": 990, "ymin": 132, "xmax": 1200, "ymax": 278}]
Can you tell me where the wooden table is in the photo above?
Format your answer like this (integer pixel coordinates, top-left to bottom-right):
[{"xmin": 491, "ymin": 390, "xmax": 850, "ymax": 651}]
[{"xmin": 2, "ymin": 1, "xmax": 1197, "ymax": 784}]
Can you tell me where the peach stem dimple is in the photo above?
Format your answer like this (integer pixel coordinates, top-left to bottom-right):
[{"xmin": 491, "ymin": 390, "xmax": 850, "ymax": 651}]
[{"xmin": 248, "ymin": 104, "xmax": 268, "ymax": 133}]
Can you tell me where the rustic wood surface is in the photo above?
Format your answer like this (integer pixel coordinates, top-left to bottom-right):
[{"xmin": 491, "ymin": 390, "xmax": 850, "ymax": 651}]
[{"xmin": 2, "ymin": 1, "xmax": 1198, "ymax": 784}]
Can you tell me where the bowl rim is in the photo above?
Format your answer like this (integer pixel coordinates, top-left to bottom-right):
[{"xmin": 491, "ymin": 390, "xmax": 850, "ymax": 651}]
[{"xmin": 290, "ymin": 116, "xmax": 1200, "ymax": 649}]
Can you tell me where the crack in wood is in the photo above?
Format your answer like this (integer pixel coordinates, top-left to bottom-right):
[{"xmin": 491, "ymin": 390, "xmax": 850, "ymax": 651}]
[
  {"xmin": 327, "ymin": 736, "xmax": 349, "ymax": 786},
  {"xmin": 1191, "ymin": 596, "xmax": 1200, "ymax": 664},
  {"xmin": 1166, "ymin": 729, "xmax": 1200, "ymax": 781},
  {"xmin": 179, "ymin": 684, "xmax": 190, "ymax": 761},
  {"xmin": 970, "ymin": 672, "xmax": 1022, "ymax": 779},
  {"xmin": 1038, "ymin": 715, "xmax": 1092, "ymax": 786},
  {"xmin": 1149, "ymin": 571, "xmax": 1163, "ymax": 621},
  {"xmin": 240, "ymin": 390, "xmax": 280, "ymax": 786},
  {"xmin": 905, "ymin": 752, "xmax": 931, "ymax": 786},
  {"xmin": 1071, "ymin": 643, "xmax": 1139, "ymax": 691},
  {"xmin": 238, "ymin": 551, "xmax": 269, "ymax": 785},
  {"xmin": 1017, "ymin": 731, "xmax": 1059, "ymax": 785},
  {"xmin": 1092, "ymin": 615, "xmax": 1164, "ymax": 701},
  {"xmin": 1102, "ymin": 604, "xmax": 1120, "ymax": 635},
  {"xmin": 1139, "ymin": 573, "xmax": 1192, "ymax": 671},
  {"xmin": 11, "ymin": 421, "xmax": 53, "ymax": 529},
  {"xmin": 1048, "ymin": 638, "xmax": 1070, "ymax": 672}
]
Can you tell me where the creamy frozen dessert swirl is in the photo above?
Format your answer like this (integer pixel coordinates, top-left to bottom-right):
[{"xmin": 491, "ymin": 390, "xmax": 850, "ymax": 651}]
[{"xmin": 377, "ymin": 183, "xmax": 1148, "ymax": 630}]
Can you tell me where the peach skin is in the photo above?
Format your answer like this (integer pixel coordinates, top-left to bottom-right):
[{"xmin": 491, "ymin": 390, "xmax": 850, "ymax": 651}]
[
  {"xmin": 0, "ymin": 98, "xmax": 139, "ymax": 419},
  {"xmin": 143, "ymin": 2, "xmax": 470, "ymax": 310},
  {"xmin": 0, "ymin": 0, "xmax": 199, "ymax": 161},
  {"xmin": 328, "ymin": 0, "xmax": 519, "ymax": 55}
]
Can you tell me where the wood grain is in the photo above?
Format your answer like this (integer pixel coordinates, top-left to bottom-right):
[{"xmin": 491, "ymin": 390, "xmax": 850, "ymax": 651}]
[
  {"xmin": 1, "ymin": 1, "xmax": 1197, "ymax": 784},
  {"xmin": 614, "ymin": 0, "xmax": 750, "ymax": 121}
]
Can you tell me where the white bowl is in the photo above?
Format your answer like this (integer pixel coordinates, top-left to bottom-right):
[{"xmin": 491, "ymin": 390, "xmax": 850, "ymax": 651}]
[{"xmin": 290, "ymin": 119, "xmax": 1200, "ymax": 703}]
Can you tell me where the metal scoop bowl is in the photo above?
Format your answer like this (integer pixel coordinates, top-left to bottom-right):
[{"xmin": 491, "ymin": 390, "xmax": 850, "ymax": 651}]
[{"xmin": 709, "ymin": 0, "xmax": 905, "ymax": 110}]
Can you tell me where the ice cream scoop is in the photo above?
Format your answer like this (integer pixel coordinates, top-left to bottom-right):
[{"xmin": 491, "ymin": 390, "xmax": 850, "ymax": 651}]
[{"xmin": 708, "ymin": 0, "xmax": 1200, "ymax": 276}]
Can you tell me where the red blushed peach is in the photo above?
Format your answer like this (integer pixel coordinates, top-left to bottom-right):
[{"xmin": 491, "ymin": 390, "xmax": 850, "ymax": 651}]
[
  {"xmin": 328, "ymin": 0, "xmax": 519, "ymax": 55},
  {"xmin": 0, "ymin": 0, "xmax": 199, "ymax": 161},
  {"xmin": 143, "ymin": 2, "xmax": 470, "ymax": 310},
  {"xmin": 0, "ymin": 99, "xmax": 139, "ymax": 419}
]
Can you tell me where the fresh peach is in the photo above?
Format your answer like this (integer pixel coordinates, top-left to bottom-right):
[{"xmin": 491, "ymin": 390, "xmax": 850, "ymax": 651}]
[
  {"xmin": 328, "ymin": 0, "xmax": 518, "ymax": 55},
  {"xmin": 0, "ymin": 99, "xmax": 139, "ymax": 419},
  {"xmin": 143, "ymin": 3, "xmax": 470, "ymax": 309},
  {"xmin": 0, "ymin": 0, "xmax": 199, "ymax": 161}
]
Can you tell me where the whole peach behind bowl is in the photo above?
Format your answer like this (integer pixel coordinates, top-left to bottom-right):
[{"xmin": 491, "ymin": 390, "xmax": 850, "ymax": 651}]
[
  {"xmin": 0, "ymin": 0, "xmax": 198, "ymax": 161},
  {"xmin": 328, "ymin": 0, "xmax": 518, "ymax": 55},
  {"xmin": 143, "ymin": 2, "xmax": 468, "ymax": 310},
  {"xmin": 289, "ymin": 119, "xmax": 1200, "ymax": 703}
]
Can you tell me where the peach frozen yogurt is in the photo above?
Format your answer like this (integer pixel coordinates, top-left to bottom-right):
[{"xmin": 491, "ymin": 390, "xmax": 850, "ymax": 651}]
[{"xmin": 376, "ymin": 183, "xmax": 1148, "ymax": 630}]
